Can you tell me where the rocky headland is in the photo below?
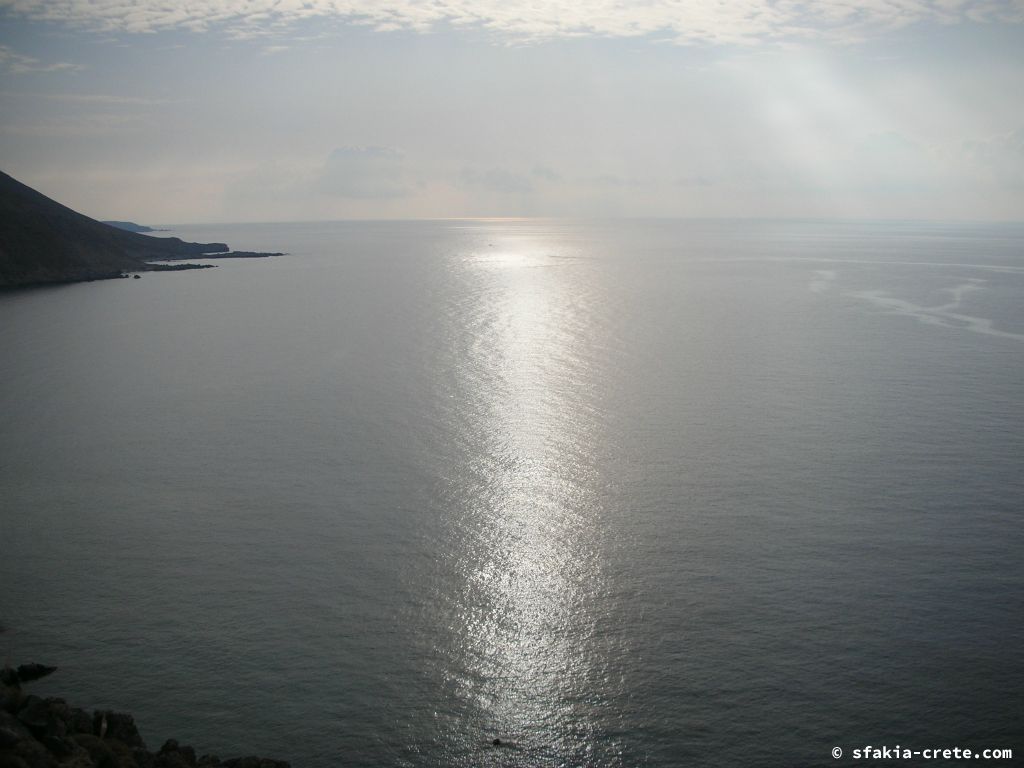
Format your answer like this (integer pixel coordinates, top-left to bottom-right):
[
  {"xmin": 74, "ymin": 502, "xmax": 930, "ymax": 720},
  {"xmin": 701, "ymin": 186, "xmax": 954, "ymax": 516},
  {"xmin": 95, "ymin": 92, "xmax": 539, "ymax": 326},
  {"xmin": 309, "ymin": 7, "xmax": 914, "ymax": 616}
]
[
  {"xmin": 101, "ymin": 222, "xmax": 166, "ymax": 234},
  {"xmin": 172, "ymin": 251, "xmax": 285, "ymax": 259},
  {"xmin": 1, "ymin": 665, "xmax": 289, "ymax": 768},
  {"xmin": 0, "ymin": 170, "xmax": 282, "ymax": 289}
]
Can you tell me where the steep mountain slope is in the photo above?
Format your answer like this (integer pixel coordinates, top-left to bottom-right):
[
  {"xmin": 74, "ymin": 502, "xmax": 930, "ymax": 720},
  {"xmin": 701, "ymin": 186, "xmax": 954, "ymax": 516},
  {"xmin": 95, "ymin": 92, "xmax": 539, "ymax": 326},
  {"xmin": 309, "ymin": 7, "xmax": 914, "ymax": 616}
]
[{"xmin": 0, "ymin": 170, "xmax": 227, "ymax": 288}]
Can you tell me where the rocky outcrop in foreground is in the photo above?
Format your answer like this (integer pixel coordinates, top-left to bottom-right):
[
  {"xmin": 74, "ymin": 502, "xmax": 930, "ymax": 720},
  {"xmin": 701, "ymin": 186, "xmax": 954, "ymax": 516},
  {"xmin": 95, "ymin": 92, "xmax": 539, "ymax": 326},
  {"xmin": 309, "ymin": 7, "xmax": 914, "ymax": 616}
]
[{"xmin": 1, "ymin": 665, "xmax": 289, "ymax": 768}]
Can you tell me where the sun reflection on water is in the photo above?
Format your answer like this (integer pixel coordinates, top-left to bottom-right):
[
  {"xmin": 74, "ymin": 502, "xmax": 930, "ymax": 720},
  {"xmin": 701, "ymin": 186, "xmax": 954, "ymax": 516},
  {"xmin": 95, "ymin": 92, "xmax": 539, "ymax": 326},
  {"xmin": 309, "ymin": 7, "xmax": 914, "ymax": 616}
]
[{"xmin": 433, "ymin": 225, "xmax": 614, "ymax": 764}]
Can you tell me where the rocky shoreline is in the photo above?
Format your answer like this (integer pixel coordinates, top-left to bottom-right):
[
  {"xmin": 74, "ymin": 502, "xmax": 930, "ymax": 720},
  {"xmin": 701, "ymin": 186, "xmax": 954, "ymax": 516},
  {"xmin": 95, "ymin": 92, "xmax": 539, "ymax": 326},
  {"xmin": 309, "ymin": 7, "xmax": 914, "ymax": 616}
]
[
  {"xmin": 155, "ymin": 251, "xmax": 286, "ymax": 261},
  {"xmin": 1, "ymin": 666, "xmax": 289, "ymax": 768}
]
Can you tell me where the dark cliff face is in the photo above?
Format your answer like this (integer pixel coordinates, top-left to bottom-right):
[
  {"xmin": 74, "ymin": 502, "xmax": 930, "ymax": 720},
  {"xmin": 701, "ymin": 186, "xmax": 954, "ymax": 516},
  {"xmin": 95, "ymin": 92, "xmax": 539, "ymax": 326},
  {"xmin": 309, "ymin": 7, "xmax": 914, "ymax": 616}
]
[{"xmin": 0, "ymin": 170, "xmax": 228, "ymax": 288}]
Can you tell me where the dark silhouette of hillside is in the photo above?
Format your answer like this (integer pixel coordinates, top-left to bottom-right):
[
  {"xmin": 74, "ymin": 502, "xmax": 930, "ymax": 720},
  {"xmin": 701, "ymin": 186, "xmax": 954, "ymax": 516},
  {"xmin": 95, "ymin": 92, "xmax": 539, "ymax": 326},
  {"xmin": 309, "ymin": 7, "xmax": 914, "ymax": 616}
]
[
  {"xmin": 0, "ymin": 170, "xmax": 228, "ymax": 288},
  {"xmin": 102, "ymin": 220, "xmax": 165, "ymax": 233}
]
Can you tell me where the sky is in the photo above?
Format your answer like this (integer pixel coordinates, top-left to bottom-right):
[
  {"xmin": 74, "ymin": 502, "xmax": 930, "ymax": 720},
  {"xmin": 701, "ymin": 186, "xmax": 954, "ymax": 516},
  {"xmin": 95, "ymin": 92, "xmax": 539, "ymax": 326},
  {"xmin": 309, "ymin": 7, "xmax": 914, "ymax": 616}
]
[{"xmin": 1, "ymin": 0, "xmax": 1023, "ymax": 223}]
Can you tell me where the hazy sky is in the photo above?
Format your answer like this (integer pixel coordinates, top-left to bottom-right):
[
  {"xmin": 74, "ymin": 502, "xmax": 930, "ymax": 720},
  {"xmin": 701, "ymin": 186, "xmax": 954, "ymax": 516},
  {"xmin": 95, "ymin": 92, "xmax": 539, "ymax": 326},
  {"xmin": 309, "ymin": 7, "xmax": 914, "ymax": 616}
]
[{"xmin": 1, "ymin": 1, "xmax": 1023, "ymax": 223}]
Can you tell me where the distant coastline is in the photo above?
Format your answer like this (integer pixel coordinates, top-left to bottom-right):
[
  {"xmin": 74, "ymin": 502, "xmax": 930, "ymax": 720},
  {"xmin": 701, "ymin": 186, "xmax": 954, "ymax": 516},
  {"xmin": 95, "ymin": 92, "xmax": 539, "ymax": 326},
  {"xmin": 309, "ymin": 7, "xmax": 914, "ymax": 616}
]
[
  {"xmin": 0, "ymin": 170, "xmax": 284, "ymax": 289},
  {"xmin": 101, "ymin": 221, "xmax": 168, "ymax": 234},
  {"xmin": 155, "ymin": 250, "xmax": 286, "ymax": 261}
]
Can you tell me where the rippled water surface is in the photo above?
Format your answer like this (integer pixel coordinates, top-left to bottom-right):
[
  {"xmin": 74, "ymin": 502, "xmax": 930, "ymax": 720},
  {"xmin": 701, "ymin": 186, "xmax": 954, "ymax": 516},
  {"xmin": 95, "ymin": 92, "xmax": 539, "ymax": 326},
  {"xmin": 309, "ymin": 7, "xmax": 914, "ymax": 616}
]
[{"xmin": 2, "ymin": 220, "xmax": 1023, "ymax": 766}]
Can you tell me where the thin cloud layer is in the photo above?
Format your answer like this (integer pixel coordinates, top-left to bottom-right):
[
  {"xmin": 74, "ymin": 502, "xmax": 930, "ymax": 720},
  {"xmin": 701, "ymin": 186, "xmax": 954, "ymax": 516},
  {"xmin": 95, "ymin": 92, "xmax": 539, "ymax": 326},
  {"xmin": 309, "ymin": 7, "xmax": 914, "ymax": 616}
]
[
  {"xmin": 2, "ymin": 0, "xmax": 1022, "ymax": 43},
  {"xmin": 0, "ymin": 44, "xmax": 81, "ymax": 73}
]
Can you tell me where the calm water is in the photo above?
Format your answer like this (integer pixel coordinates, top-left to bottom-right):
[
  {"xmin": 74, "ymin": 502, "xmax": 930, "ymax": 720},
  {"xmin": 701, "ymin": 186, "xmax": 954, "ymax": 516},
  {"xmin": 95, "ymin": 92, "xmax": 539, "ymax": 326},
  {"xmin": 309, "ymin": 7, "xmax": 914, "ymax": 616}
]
[{"xmin": 2, "ymin": 220, "xmax": 1022, "ymax": 767}]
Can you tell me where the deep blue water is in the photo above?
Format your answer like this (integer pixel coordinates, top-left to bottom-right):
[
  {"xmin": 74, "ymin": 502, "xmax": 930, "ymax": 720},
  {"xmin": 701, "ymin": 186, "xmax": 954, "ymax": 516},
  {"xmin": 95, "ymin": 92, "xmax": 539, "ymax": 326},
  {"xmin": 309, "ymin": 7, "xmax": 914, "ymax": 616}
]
[{"xmin": 2, "ymin": 219, "xmax": 1022, "ymax": 766}]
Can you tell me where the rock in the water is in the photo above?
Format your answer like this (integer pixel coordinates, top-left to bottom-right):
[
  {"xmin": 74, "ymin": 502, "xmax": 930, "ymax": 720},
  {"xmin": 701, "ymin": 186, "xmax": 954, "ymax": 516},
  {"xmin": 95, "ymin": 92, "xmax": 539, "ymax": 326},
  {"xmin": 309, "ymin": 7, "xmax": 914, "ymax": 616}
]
[
  {"xmin": 13, "ymin": 669, "xmax": 54, "ymax": 688},
  {"xmin": 0, "ymin": 667, "xmax": 56, "ymax": 691}
]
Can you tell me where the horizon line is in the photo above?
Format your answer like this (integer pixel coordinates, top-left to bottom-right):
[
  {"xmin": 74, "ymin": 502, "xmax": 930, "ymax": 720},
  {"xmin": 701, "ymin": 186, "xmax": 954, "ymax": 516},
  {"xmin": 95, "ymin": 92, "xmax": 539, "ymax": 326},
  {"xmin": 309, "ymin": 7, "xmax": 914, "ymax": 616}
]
[{"xmin": 154, "ymin": 215, "xmax": 1024, "ymax": 229}]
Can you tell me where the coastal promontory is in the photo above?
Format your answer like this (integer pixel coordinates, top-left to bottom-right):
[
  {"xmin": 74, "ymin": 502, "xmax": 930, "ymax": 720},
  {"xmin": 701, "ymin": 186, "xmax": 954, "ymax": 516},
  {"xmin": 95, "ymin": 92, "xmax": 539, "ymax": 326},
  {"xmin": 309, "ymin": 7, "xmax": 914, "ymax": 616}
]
[{"xmin": 0, "ymin": 170, "xmax": 276, "ymax": 289}]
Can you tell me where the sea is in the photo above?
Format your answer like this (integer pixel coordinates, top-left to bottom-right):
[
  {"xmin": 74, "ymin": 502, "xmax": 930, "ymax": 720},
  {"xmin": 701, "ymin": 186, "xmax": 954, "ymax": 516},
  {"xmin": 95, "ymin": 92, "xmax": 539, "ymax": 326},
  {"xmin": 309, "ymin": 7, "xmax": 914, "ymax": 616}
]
[{"xmin": 1, "ymin": 219, "xmax": 1022, "ymax": 767}]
